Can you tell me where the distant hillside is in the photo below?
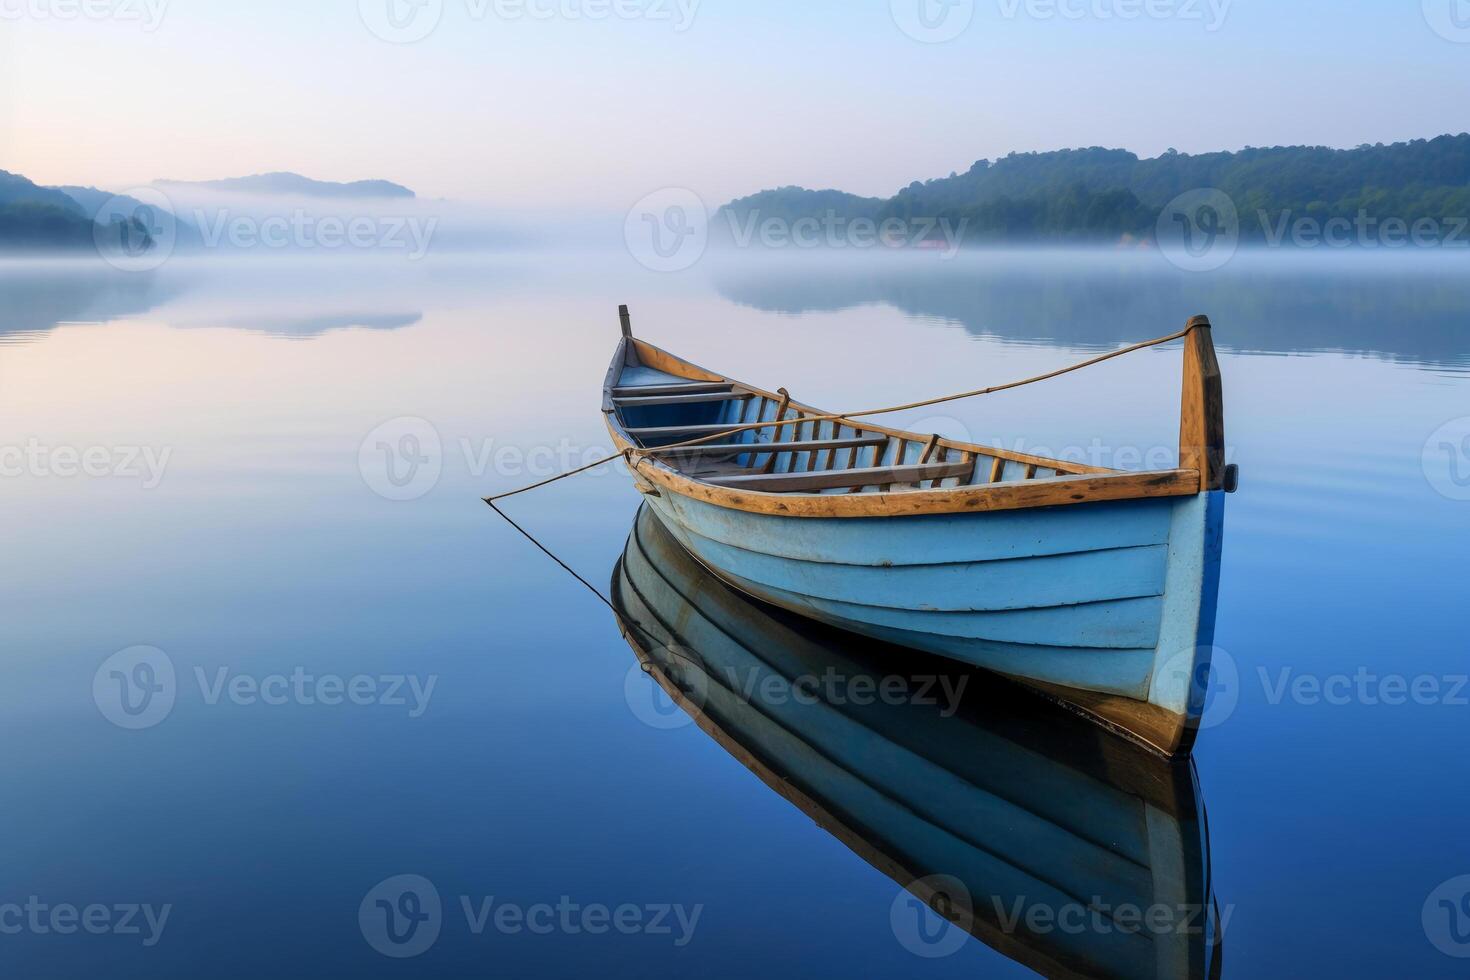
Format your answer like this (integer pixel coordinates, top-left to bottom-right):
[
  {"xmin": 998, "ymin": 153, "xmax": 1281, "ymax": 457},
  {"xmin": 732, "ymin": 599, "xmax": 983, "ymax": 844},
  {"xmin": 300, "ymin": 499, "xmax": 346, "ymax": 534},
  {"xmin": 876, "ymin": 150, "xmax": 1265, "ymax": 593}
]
[
  {"xmin": 0, "ymin": 168, "xmax": 413, "ymax": 253},
  {"xmin": 1, "ymin": 171, "xmax": 90, "ymax": 213},
  {"xmin": 0, "ymin": 171, "xmax": 95, "ymax": 250},
  {"xmin": 721, "ymin": 134, "xmax": 1470, "ymax": 244},
  {"xmin": 155, "ymin": 172, "xmax": 415, "ymax": 199},
  {"xmin": 57, "ymin": 185, "xmax": 200, "ymax": 244}
]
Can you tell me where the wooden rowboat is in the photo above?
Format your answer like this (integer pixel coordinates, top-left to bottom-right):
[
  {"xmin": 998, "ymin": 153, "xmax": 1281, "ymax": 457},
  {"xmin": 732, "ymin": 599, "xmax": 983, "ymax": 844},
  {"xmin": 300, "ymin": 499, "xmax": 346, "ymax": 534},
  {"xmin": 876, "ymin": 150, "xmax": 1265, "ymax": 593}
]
[
  {"xmin": 604, "ymin": 309, "xmax": 1234, "ymax": 756},
  {"xmin": 613, "ymin": 504, "xmax": 1224, "ymax": 979}
]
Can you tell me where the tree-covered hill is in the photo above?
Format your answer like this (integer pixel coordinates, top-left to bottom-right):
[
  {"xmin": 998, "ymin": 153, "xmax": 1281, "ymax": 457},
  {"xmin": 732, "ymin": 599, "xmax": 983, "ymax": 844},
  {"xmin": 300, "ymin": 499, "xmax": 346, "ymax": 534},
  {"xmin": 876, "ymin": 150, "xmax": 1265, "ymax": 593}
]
[
  {"xmin": 0, "ymin": 171, "xmax": 96, "ymax": 250},
  {"xmin": 720, "ymin": 134, "xmax": 1470, "ymax": 244}
]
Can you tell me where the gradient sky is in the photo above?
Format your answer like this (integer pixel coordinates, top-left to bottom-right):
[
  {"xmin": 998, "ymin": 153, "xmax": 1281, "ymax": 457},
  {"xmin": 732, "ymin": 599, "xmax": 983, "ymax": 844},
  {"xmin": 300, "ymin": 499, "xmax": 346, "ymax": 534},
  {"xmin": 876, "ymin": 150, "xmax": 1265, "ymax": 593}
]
[{"xmin": 2, "ymin": 0, "xmax": 1468, "ymax": 208}]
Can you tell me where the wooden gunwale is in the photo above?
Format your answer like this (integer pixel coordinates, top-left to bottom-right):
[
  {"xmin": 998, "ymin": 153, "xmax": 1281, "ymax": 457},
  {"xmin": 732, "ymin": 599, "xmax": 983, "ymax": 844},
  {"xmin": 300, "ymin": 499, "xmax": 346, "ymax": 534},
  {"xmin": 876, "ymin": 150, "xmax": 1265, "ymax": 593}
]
[{"xmin": 606, "ymin": 335, "xmax": 1210, "ymax": 518}]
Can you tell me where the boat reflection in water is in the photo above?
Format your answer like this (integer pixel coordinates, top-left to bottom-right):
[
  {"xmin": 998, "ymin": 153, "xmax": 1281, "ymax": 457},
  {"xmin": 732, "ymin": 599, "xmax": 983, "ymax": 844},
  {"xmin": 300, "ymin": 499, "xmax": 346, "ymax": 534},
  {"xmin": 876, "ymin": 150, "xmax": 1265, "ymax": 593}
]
[{"xmin": 613, "ymin": 505, "xmax": 1224, "ymax": 980}]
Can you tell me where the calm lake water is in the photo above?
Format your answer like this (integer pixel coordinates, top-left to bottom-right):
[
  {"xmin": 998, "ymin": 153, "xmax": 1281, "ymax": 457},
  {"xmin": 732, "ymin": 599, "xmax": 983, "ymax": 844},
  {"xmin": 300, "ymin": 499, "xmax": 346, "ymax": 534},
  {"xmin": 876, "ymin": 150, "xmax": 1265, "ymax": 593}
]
[{"xmin": 3, "ymin": 249, "xmax": 1468, "ymax": 977}]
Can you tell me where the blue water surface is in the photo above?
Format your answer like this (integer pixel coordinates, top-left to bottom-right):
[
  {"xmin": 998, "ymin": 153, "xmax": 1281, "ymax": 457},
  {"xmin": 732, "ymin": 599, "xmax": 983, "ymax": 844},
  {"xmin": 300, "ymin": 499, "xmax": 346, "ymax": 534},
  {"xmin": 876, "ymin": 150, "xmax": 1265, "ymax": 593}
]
[{"xmin": 2, "ymin": 248, "xmax": 1467, "ymax": 977}]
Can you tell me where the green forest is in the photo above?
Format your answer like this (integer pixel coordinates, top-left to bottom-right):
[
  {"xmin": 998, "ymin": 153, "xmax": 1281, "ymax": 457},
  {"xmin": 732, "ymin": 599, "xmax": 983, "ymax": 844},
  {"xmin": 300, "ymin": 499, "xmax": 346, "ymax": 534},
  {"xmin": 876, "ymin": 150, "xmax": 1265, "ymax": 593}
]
[{"xmin": 720, "ymin": 134, "xmax": 1470, "ymax": 245}]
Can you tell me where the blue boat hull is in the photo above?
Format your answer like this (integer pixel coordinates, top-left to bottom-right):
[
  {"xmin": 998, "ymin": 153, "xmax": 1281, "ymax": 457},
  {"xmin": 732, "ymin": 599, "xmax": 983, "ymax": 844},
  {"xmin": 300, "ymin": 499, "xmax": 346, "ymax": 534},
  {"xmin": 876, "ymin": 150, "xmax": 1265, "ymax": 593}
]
[
  {"xmin": 642, "ymin": 489, "xmax": 1225, "ymax": 755},
  {"xmin": 601, "ymin": 320, "xmax": 1232, "ymax": 755}
]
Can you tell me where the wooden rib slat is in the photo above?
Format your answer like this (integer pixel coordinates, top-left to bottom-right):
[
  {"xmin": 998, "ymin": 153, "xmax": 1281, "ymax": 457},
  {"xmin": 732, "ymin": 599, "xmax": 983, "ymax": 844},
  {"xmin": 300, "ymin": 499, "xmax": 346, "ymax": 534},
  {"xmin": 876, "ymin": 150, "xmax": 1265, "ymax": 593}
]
[{"xmin": 707, "ymin": 460, "xmax": 974, "ymax": 493}]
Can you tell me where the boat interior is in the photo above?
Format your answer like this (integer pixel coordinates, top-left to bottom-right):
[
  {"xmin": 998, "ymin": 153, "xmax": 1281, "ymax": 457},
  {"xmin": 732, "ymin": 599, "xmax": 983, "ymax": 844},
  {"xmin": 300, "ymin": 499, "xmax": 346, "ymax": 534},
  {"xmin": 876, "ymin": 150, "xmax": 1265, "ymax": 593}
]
[{"xmin": 607, "ymin": 340, "xmax": 1115, "ymax": 496}]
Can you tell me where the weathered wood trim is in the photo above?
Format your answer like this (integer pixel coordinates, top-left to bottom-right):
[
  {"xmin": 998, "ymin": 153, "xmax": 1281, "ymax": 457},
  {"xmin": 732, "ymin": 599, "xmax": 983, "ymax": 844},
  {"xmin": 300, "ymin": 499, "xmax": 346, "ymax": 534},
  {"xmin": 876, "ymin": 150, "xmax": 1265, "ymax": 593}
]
[
  {"xmin": 1021, "ymin": 678, "xmax": 1196, "ymax": 758},
  {"xmin": 1179, "ymin": 316, "xmax": 1226, "ymax": 492},
  {"xmin": 611, "ymin": 424, "xmax": 1199, "ymax": 517}
]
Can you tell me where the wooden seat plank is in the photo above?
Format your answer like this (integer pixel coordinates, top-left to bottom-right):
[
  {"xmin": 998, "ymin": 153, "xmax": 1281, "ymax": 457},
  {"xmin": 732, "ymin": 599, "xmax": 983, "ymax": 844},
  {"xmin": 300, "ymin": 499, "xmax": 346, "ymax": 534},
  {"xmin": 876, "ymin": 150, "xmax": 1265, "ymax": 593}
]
[
  {"xmin": 627, "ymin": 423, "xmax": 753, "ymax": 440},
  {"xmin": 612, "ymin": 382, "xmax": 734, "ymax": 397},
  {"xmin": 704, "ymin": 460, "xmax": 973, "ymax": 493},
  {"xmin": 657, "ymin": 437, "xmax": 887, "ymax": 460},
  {"xmin": 614, "ymin": 391, "xmax": 753, "ymax": 408}
]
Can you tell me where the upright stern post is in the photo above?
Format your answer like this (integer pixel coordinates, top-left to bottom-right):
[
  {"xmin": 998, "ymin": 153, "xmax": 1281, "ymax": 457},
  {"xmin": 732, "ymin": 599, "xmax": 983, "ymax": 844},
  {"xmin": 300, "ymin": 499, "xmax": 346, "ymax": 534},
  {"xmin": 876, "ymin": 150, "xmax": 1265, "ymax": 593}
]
[{"xmin": 1179, "ymin": 315, "xmax": 1225, "ymax": 492}]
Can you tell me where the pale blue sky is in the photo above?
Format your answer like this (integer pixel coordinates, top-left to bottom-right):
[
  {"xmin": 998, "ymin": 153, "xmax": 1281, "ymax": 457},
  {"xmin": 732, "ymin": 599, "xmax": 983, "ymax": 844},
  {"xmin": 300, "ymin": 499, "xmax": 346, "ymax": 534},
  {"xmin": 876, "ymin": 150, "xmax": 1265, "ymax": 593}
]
[{"xmin": 2, "ymin": 0, "xmax": 1467, "ymax": 207}]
